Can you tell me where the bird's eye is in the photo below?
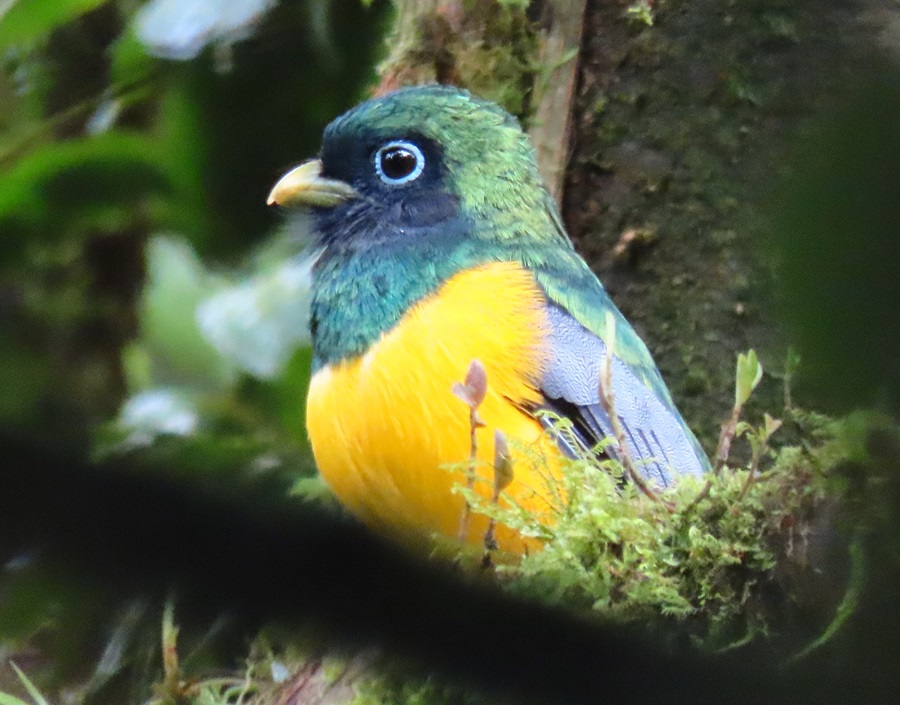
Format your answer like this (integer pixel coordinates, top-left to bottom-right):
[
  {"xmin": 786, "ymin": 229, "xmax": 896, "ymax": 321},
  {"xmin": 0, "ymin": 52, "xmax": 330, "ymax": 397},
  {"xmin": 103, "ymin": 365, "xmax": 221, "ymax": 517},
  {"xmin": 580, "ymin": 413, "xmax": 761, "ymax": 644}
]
[{"xmin": 374, "ymin": 141, "xmax": 425, "ymax": 185}]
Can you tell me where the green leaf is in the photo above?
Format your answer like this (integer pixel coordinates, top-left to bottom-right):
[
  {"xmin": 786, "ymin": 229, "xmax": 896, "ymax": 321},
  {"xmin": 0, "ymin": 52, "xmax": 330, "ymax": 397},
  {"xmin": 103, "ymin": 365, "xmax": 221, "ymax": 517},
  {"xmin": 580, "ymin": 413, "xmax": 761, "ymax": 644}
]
[
  {"xmin": 109, "ymin": 26, "xmax": 159, "ymax": 92},
  {"xmin": 0, "ymin": 133, "xmax": 160, "ymax": 218},
  {"xmin": 763, "ymin": 413, "xmax": 783, "ymax": 441},
  {"xmin": 784, "ymin": 347, "xmax": 801, "ymax": 377},
  {"xmin": 0, "ymin": 0, "xmax": 109, "ymax": 49},
  {"xmin": 735, "ymin": 349, "xmax": 763, "ymax": 407},
  {"xmin": 290, "ymin": 476, "xmax": 337, "ymax": 505},
  {"xmin": 734, "ymin": 421, "xmax": 753, "ymax": 438},
  {"xmin": 0, "ymin": 133, "xmax": 169, "ymax": 262}
]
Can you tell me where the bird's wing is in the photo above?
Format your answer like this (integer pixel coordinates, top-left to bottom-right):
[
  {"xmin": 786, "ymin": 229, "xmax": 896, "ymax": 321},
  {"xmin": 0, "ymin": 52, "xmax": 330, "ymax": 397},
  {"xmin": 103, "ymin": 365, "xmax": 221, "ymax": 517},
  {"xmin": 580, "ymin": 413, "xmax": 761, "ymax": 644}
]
[
  {"xmin": 534, "ymin": 299, "xmax": 710, "ymax": 487},
  {"xmin": 525, "ymin": 223, "xmax": 677, "ymax": 406}
]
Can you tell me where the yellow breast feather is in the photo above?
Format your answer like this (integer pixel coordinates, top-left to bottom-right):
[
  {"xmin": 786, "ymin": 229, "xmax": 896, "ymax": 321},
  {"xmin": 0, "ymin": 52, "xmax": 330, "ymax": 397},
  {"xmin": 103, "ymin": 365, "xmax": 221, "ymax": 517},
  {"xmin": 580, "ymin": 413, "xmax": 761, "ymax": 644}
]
[{"xmin": 306, "ymin": 261, "xmax": 562, "ymax": 554}]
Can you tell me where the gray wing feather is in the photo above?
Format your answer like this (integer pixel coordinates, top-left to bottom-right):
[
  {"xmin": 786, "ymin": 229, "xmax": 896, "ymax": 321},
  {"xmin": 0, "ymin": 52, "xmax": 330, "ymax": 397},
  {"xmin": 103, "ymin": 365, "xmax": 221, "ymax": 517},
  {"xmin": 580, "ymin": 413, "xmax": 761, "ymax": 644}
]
[{"xmin": 540, "ymin": 305, "xmax": 708, "ymax": 487}]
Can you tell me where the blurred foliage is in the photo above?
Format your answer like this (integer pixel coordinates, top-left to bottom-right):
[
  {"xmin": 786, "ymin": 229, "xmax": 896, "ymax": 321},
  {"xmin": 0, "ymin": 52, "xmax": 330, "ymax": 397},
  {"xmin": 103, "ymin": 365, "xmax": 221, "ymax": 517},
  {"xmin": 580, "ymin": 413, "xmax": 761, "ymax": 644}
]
[
  {"xmin": 0, "ymin": 0, "xmax": 388, "ymax": 702},
  {"xmin": 0, "ymin": 1, "xmax": 110, "ymax": 49},
  {"xmin": 771, "ymin": 60, "xmax": 900, "ymax": 415},
  {"xmin": 0, "ymin": 0, "xmax": 388, "ymax": 440}
]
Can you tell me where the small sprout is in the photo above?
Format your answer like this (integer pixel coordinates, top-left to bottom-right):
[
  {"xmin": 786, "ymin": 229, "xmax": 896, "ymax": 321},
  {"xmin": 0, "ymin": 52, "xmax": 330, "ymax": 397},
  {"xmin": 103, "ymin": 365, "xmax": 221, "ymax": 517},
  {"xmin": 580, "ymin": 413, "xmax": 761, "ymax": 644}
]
[
  {"xmin": 738, "ymin": 413, "xmax": 784, "ymax": 500},
  {"xmin": 735, "ymin": 420, "xmax": 753, "ymax": 438},
  {"xmin": 763, "ymin": 413, "xmax": 783, "ymax": 442},
  {"xmin": 162, "ymin": 598, "xmax": 181, "ymax": 696},
  {"xmin": 735, "ymin": 349, "xmax": 763, "ymax": 408},
  {"xmin": 710, "ymin": 350, "xmax": 765, "ymax": 475},
  {"xmin": 451, "ymin": 359, "xmax": 488, "ymax": 409},
  {"xmin": 690, "ymin": 350, "xmax": 769, "ymax": 510},
  {"xmin": 784, "ymin": 347, "xmax": 801, "ymax": 410},
  {"xmin": 454, "ymin": 360, "xmax": 489, "ymax": 542},
  {"xmin": 493, "ymin": 429, "xmax": 514, "ymax": 497}
]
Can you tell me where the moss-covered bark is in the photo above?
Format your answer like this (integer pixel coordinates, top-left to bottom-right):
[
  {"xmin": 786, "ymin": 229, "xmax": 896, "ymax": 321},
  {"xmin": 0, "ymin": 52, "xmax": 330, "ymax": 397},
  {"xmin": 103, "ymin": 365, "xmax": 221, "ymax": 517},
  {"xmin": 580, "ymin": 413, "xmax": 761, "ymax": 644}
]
[
  {"xmin": 365, "ymin": 0, "xmax": 871, "ymax": 456},
  {"xmin": 563, "ymin": 0, "xmax": 867, "ymax": 451}
]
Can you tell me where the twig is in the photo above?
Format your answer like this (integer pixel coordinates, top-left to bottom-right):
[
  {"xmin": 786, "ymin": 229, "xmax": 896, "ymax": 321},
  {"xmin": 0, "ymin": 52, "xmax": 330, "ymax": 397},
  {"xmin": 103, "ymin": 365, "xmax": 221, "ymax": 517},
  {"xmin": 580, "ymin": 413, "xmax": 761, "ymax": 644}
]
[
  {"xmin": 683, "ymin": 412, "xmax": 740, "ymax": 515},
  {"xmin": 0, "ymin": 80, "xmax": 154, "ymax": 170},
  {"xmin": 459, "ymin": 406, "xmax": 479, "ymax": 542},
  {"xmin": 738, "ymin": 446, "xmax": 763, "ymax": 501},
  {"xmin": 528, "ymin": 0, "xmax": 588, "ymax": 204},
  {"xmin": 482, "ymin": 429, "xmax": 515, "ymax": 566},
  {"xmin": 686, "ymin": 350, "xmax": 765, "ymax": 514},
  {"xmin": 596, "ymin": 328, "xmax": 662, "ymax": 504},
  {"xmin": 737, "ymin": 414, "xmax": 783, "ymax": 501},
  {"xmin": 452, "ymin": 360, "xmax": 488, "ymax": 542},
  {"xmin": 683, "ymin": 478, "xmax": 713, "ymax": 516},
  {"xmin": 714, "ymin": 405, "xmax": 742, "ymax": 475}
]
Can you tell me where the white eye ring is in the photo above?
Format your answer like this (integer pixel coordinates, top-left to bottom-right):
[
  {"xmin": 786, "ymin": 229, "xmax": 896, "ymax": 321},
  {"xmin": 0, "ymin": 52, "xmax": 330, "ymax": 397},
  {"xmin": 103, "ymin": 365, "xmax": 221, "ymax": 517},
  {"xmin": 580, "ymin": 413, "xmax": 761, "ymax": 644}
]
[{"xmin": 374, "ymin": 141, "xmax": 425, "ymax": 185}]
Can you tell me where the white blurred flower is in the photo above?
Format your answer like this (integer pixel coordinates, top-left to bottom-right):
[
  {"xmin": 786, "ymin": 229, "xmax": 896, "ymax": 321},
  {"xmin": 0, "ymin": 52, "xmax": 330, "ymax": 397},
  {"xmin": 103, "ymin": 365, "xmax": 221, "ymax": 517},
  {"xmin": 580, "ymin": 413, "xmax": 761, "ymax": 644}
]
[
  {"xmin": 119, "ymin": 389, "xmax": 199, "ymax": 444},
  {"xmin": 134, "ymin": 0, "xmax": 277, "ymax": 61},
  {"xmin": 197, "ymin": 256, "xmax": 314, "ymax": 379},
  {"xmin": 270, "ymin": 660, "xmax": 290, "ymax": 684}
]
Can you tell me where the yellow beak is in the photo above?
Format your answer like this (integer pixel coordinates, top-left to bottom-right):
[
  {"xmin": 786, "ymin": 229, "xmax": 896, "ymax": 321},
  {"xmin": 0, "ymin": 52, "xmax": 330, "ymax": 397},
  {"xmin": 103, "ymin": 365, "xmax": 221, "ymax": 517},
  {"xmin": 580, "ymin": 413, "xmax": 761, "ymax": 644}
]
[{"xmin": 266, "ymin": 160, "xmax": 358, "ymax": 208}]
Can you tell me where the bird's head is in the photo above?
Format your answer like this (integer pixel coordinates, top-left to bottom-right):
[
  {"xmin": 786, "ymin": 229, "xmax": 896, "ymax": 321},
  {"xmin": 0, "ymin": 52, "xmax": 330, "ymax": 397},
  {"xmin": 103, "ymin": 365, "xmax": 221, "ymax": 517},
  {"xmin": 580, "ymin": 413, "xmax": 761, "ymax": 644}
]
[{"xmin": 268, "ymin": 85, "xmax": 558, "ymax": 249}]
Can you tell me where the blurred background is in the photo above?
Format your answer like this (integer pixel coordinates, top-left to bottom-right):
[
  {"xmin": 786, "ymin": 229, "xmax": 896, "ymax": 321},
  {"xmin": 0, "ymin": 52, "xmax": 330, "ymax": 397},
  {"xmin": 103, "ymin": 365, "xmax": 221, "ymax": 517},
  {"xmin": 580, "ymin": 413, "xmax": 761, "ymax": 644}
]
[
  {"xmin": 1, "ymin": 1, "xmax": 899, "ymax": 704},
  {"xmin": 0, "ymin": 1, "xmax": 389, "ymax": 702},
  {"xmin": 0, "ymin": 0, "xmax": 390, "ymax": 461}
]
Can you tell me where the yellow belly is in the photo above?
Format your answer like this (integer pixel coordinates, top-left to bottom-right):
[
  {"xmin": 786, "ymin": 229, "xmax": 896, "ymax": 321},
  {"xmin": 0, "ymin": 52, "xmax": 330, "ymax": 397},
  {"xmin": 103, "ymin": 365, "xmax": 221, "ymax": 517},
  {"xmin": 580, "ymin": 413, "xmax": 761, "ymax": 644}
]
[{"xmin": 306, "ymin": 261, "xmax": 562, "ymax": 554}]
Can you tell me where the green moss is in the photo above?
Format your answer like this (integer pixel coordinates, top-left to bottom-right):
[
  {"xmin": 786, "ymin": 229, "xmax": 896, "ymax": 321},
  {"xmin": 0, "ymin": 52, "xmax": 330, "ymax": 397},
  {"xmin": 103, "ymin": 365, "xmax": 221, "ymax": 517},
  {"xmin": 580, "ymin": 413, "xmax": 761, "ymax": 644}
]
[
  {"xmin": 440, "ymin": 408, "xmax": 852, "ymax": 655},
  {"xmin": 682, "ymin": 365, "xmax": 712, "ymax": 396},
  {"xmin": 376, "ymin": 0, "xmax": 537, "ymax": 120},
  {"xmin": 331, "ymin": 406, "xmax": 879, "ymax": 705}
]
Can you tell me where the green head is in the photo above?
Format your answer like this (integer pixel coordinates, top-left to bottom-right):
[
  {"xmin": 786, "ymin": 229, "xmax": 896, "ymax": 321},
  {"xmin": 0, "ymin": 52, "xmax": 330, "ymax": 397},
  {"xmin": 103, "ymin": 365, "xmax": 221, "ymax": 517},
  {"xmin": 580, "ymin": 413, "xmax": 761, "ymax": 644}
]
[
  {"xmin": 269, "ymin": 85, "xmax": 572, "ymax": 366},
  {"xmin": 270, "ymin": 85, "xmax": 559, "ymax": 241}
]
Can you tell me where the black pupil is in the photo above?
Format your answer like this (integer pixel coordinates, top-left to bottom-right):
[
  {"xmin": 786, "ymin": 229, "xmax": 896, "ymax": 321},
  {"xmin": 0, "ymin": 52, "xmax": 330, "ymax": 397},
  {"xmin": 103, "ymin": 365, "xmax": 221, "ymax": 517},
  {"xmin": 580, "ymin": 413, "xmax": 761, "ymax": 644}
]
[{"xmin": 381, "ymin": 147, "xmax": 417, "ymax": 180}]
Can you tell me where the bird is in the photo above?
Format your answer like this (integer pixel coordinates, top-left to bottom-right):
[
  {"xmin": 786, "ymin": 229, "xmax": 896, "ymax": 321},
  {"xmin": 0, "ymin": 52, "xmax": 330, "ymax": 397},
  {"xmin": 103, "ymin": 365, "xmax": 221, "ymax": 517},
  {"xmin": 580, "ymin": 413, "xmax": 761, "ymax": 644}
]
[{"xmin": 268, "ymin": 85, "xmax": 709, "ymax": 554}]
